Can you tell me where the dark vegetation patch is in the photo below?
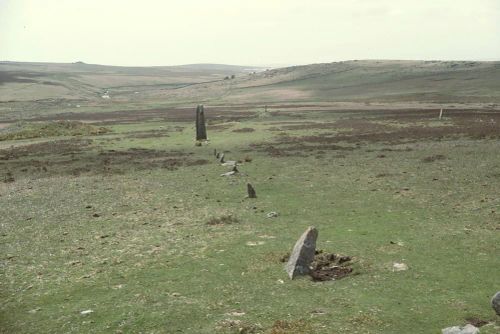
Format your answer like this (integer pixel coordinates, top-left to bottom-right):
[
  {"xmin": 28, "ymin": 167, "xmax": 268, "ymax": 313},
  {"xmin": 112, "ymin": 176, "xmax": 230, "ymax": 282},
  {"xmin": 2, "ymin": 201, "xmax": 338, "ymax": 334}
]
[
  {"xmin": 232, "ymin": 128, "xmax": 255, "ymax": 133},
  {"xmin": 465, "ymin": 317, "xmax": 489, "ymax": 328},
  {"xmin": 0, "ymin": 139, "xmax": 208, "ymax": 180},
  {"xmin": 254, "ymin": 110, "xmax": 500, "ymax": 156},
  {"xmin": 0, "ymin": 71, "xmax": 43, "ymax": 85},
  {"xmin": 124, "ymin": 130, "xmax": 170, "ymax": 139},
  {"xmin": 422, "ymin": 154, "xmax": 446, "ymax": 163},
  {"xmin": 12, "ymin": 106, "xmax": 257, "ymax": 125},
  {"xmin": 206, "ymin": 215, "xmax": 239, "ymax": 226},
  {"xmin": 0, "ymin": 121, "xmax": 109, "ymax": 141}
]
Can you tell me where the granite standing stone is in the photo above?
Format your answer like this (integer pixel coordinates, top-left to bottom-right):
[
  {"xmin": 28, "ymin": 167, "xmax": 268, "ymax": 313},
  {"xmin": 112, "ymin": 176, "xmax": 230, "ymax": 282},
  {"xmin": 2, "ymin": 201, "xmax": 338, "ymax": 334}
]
[
  {"xmin": 285, "ymin": 226, "xmax": 318, "ymax": 279},
  {"xmin": 247, "ymin": 183, "xmax": 257, "ymax": 198},
  {"xmin": 195, "ymin": 105, "xmax": 207, "ymax": 141}
]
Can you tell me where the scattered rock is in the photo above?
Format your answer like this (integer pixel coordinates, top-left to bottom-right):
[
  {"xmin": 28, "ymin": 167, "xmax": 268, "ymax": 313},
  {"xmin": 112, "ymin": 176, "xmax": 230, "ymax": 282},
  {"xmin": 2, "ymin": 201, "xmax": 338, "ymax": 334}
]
[
  {"xmin": 220, "ymin": 171, "xmax": 236, "ymax": 177},
  {"xmin": 441, "ymin": 324, "xmax": 480, "ymax": 334},
  {"xmin": 492, "ymin": 291, "xmax": 500, "ymax": 315},
  {"xmin": 246, "ymin": 241, "xmax": 265, "ymax": 246},
  {"xmin": 80, "ymin": 309, "xmax": 94, "ymax": 315},
  {"xmin": 393, "ymin": 262, "xmax": 408, "ymax": 271},
  {"xmin": 92, "ymin": 213, "xmax": 100, "ymax": 218},
  {"xmin": 266, "ymin": 211, "xmax": 278, "ymax": 218},
  {"xmin": 221, "ymin": 161, "xmax": 237, "ymax": 167},
  {"xmin": 285, "ymin": 226, "xmax": 318, "ymax": 279}
]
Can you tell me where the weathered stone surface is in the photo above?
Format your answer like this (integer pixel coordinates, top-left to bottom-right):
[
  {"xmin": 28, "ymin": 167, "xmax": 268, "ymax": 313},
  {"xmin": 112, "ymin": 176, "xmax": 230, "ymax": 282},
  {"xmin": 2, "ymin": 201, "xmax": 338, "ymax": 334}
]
[
  {"xmin": 441, "ymin": 324, "xmax": 480, "ymax": 334},
  {"xmin": 285, "ymin": 226, "xmax": 318, "ymax": 279},
  {"xmin": 492, "ymin": 291, "xmax": 500, "ymax": 315},
  {"xmin": 195, "ymin": 105, "xmax": 207, "ymax": 141},
  {"xmin": 247, "ymin": 183, "xmax": 257, "ymax": 198}
]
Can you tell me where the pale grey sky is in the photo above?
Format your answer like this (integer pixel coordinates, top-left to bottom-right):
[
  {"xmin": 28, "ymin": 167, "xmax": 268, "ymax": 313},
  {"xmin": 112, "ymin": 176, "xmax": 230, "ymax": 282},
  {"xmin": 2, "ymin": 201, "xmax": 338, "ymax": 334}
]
[{"xmin": 0, "ymin": 0, "xmax": 499, "ymax": 67}]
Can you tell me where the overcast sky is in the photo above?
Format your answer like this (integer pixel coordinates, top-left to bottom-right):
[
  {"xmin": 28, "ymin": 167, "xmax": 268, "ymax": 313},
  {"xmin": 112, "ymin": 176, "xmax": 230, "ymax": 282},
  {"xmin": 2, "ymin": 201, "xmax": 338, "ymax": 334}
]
[{"xmin": 0, "ymin": 0, "xmax": 499, "ymax": 67}]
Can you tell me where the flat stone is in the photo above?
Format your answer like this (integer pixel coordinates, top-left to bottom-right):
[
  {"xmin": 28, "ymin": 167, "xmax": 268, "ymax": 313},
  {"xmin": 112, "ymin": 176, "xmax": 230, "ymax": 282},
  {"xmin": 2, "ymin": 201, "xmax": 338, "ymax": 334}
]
[
  {"xmin": 492, "ymin": 291, "xmax": 500, "ymax": 315},
  {"xmin": 442, "ymin": 324, "xmax": 480, "ymax": 334},
  {"xmin": 285, "ymin": 226, "xmax": 318, "ymax": 279}
]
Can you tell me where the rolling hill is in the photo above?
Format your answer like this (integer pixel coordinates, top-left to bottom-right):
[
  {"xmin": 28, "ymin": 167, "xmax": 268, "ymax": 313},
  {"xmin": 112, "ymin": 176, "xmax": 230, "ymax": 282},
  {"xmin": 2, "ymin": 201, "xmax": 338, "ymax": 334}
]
[{"xmin": 1, "ymin": 60, "xmax": 499, "ymax": 105}]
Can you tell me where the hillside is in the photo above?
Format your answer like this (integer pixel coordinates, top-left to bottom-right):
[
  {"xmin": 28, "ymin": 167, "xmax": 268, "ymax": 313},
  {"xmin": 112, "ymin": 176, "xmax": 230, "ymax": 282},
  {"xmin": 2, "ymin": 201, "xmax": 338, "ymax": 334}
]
[
  {"xmin": 0, "ymin": 61, "xmax": 260, "ymax": 102},
  {"xmin": 1, "ymin": 60, "xmax": 499, "ymax": 106},
  {"xmin": 165, "ymin": 60, "xmax": 500, "ymax": 104}
]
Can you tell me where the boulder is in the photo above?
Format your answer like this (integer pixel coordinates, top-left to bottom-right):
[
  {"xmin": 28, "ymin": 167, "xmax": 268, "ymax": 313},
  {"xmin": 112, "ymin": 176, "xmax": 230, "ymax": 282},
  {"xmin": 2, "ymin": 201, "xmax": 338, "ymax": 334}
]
[
  {"xmin": 492, "ymin": 291, "xmax": 500, "ymax": 315},
  {"xmin": 442, "ymin": 324, "xmax": 480, "ymax": 334}
]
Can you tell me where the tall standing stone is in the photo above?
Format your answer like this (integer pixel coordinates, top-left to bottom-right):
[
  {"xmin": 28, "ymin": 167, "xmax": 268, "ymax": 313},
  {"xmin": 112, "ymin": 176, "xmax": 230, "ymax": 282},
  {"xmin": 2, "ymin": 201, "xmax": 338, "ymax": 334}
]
[
  {"xmin": 247, "ymin": 183, "xmax": 257, "ymax": 198},
  {"xmin": 285, "ymin": 226, "xmax": 318, "ymax": 279},
  {"xmin": 219, "ymin": 153, "xmax": 225, "ymax": 163},
  {"xmin": 195, "ymin": 104, "xmax": 207, "ymax": 141}
]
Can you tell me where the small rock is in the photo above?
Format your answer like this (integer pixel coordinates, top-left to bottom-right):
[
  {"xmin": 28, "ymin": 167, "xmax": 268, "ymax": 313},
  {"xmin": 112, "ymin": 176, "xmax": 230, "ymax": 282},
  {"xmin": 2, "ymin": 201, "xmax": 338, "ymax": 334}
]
[
  {"xmin": 92, "ymin": 213, "xmax": 100, "ymax": 218},
  {"xmin": 171, "ymin": 292, "xmax": 181, "ymax": 297},
  {"xmin": 441, "ymin": 324, "xmax": 480, "ymax": 334},
  {"xmin": 80, "ymin": 309, "xmax": 93, "ymax": 315},
  {"xmin": 220, "ymin": 171, "xmax": 236, "ymax": 177},
  {"xmin": 266, "ymin": 211, "xmax": 278, "ymax": 218},
  {"xmin": 492, "ymin": 291, "xmax": 500, "ymax": 315},
  {"xmin": 393, "ymin": 262, "xmax": 408, "ymax": 271}
]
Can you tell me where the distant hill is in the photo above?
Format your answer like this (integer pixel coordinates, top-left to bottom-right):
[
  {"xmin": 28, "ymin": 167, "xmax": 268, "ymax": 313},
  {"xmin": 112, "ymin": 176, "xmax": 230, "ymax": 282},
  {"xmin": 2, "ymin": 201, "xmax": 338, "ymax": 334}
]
[
  {"xmin": 176, "ymin": 60, "xmax": 500, "ymax": 104},
  {"xmin": 0, "ymin": 61, "xmax": 262, "ymax": 102},
  {"xmin": 1, "ymin": 60, "xmax": 499, "ymax": 104}
]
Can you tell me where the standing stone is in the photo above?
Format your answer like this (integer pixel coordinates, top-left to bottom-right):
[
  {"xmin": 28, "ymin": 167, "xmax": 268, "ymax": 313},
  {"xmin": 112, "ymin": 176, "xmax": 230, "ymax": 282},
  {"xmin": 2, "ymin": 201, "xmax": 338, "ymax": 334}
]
[
  {"xmin": 195, "ymin": 105, "xmax": 207, "ymax": 141},
  {"xmin": 285, "ymin": 226, "xmax": 318, "ymax": 279},
  {"xmin": 213, "ymin": 149, "xmax": 217, "ymax": 156},
  {"xmin": 216, "ymin": 152, "xmax": 220, "ymax": 159},
  {"xmin": 219, "ymin": 153, "xmax": 225, "ymax": 163},
  {"xmin": 492, "ymin": 291, "xmax": 500, "ymax": 315},
  {"xmin": 247, "ymin": 183, "xmax": 257, "ymax": 198}
]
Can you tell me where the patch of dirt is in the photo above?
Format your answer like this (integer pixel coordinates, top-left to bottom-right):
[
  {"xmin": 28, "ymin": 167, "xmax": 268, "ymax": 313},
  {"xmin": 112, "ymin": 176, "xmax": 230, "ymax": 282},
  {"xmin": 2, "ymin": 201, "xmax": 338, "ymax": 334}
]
[
  {"xmin": 279, "ymin": 250, "xmax": 355, "ymax": 282},
  {"xmin": 269, "ymin": 319, "xmax": 312, "ymax": 334},
  {"xmin": 232, "ymin": 128, "xmax": 255, "ymax": 133},
  {"xmin": 422, "ymin": 154, "xmax": 446, "ymax": 162},
  {"xmin": 310, "ymin": 251, "xmax": 354, "ymax": 282},
  {"xmin": 465, "ymin": 317, "xmax": 489, "ymax": 328}
]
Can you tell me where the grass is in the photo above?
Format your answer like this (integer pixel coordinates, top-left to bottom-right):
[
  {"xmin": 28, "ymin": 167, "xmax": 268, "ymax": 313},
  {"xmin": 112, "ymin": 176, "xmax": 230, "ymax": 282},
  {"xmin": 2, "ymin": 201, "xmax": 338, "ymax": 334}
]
[
  {"xmin": 0, "ymin": 121, "xmax": 110, "ymax": 141},
  {"xmin": 0, "ymin": 107, "xmax": 499, "ymax": 333}
]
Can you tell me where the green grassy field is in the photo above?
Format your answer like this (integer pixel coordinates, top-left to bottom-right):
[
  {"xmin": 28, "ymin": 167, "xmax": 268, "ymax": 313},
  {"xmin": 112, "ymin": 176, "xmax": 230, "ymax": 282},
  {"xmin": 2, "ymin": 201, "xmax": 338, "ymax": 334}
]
[{"xmin": 1, "ymin": 104, "xmax": 499, "ymax": 333}]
